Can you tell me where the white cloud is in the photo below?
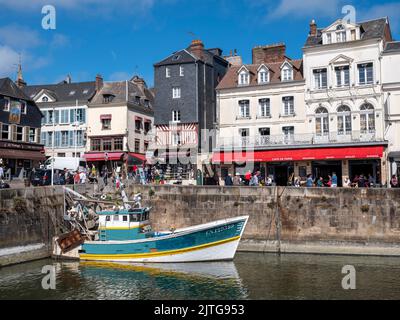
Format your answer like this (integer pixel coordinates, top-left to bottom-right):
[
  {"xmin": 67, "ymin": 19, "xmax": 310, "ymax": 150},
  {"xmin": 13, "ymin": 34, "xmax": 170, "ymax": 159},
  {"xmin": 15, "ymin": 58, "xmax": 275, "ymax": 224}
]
[
  {"xmin": 0, "ymin": 25, "xmax": 42, "ymax": 50},
  {"xmin": 266, "ymin": 0, "xmax": 342, "ymax": 20},
  {"xmin": 0, "ymin": 46, "xmax": 20, "ymax": 78},
  {"xmin": 0, "ymin": 0, "xmax": 159, "ymax": 14}
]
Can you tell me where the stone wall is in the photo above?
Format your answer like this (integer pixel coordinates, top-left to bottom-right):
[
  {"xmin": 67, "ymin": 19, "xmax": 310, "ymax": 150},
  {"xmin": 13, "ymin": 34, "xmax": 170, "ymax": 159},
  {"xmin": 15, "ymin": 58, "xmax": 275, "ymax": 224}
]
[{"xmin": 125, "ymin": 185, "xmax": 400, "ymax": 255}]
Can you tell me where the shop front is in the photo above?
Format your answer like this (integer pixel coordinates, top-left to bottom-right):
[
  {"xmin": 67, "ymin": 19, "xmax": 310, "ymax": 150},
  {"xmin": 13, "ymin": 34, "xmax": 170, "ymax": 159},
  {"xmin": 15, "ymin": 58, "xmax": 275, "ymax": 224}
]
[
  {"xmin": 0, "ymin": 141, "xmax": 45, "ymax": 178},
  {"xmin": 212, "ymin": 145, "xmax": 386, "ymax": 186}
]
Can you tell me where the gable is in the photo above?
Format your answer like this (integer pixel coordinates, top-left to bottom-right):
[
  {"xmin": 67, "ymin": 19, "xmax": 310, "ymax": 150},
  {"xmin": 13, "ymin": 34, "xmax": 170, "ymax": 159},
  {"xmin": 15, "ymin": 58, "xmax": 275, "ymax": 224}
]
[{"xmin": 329, "ymin": 54, "xmax": 354, "ymax": 65}]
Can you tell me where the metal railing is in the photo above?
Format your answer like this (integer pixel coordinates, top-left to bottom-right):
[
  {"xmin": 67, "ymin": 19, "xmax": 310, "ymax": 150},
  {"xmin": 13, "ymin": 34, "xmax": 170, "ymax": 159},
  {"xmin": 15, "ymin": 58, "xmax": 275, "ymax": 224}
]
[{"xmin": 218, "ymin": 131, "xmax": 382, "ymax": 148}]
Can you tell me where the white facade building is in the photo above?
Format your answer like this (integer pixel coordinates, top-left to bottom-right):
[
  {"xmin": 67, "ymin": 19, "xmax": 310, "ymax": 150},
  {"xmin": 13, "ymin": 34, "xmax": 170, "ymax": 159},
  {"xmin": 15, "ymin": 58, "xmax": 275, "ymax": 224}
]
[{"xmin": 24, "ymin": 77, "xmax": 96, "ymax": 159}]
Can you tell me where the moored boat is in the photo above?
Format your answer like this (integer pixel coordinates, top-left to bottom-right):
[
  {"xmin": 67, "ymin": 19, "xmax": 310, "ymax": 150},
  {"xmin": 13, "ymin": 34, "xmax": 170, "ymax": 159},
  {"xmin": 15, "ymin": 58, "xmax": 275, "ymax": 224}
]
[{"xmin": 54, "ymin": 188, "xmax": 249, "ymax": 263}]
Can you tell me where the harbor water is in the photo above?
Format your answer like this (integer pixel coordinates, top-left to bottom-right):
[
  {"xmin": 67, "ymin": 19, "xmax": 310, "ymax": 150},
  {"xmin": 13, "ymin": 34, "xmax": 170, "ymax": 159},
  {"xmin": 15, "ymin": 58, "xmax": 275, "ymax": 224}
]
[{"xmin": 1, "ymin": 252, "xmax": 400, "ymax": 300}]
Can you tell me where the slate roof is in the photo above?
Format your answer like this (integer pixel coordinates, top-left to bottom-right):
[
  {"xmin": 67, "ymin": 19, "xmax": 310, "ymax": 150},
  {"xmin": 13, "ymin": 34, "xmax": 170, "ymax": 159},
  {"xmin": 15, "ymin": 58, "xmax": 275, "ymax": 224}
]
[
  {"xmin": 216, "ymin": 59, "xmax": 304, "ymax": 90},
  {"xmin": 304, "ymin": 18, "xmax": 389, "ymax": 48},
  {"xmin": 154, "ymin": 47, "xmax": 227, "ymax": 67},
  {"xmin": 0, "ymin": 77, "xmax": 34, "ymax": 101},
  {"xmin": 89, "ymin": 78, "xmax": 154, "ymax": 114},
  {"xmin": 23, "ymin": 81, "xmax": 96, "ymax": 103},
  {"xmin": 384, "ymin": 41, "xmax": 400, "ymax": 53}
]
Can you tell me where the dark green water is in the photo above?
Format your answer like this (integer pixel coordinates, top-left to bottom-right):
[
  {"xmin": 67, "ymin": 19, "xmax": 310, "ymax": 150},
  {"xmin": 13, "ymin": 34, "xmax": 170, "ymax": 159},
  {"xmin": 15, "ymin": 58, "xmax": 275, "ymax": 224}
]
[{"xmin": 1, "ymin": 252, "xmax": 400, "ymax": 300}]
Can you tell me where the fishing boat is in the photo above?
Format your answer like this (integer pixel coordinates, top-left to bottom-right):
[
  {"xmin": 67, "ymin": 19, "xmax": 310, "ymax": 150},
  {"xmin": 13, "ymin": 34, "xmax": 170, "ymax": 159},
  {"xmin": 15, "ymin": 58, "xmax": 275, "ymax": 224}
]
[{"xmin": 54, "ymin": 187, "xmax": 249, "ymax": 263}]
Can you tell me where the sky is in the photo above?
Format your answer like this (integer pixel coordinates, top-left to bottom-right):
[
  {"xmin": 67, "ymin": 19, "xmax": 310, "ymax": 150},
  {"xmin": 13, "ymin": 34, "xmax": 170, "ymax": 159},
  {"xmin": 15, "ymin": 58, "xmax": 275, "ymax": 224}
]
[{"xmin": 0, "ymin": 0, "xmax": 399, "ymax": 87}]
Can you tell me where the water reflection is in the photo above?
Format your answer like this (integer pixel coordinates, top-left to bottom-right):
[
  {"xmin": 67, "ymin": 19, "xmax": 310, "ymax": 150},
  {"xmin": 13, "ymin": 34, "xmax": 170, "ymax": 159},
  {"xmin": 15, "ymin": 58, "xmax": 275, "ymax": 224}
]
[{"xmin": 1, "ymin": 252, "xmax": 400, "ymax": 300}]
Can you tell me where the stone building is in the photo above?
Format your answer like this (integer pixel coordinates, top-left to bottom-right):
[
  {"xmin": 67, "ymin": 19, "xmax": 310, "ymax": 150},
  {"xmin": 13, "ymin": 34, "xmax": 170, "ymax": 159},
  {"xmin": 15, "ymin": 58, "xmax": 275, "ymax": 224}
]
[
  {"xmin": 0, "ymin": 76, "xmax": 44, "ymax": 178},
  {"xmin": 85, "ymin": 76, "xmax": 154, "ymax": 174},
  {"xmin": 151, "ymin": 39, "xmax": 229, "ymax": 181}
]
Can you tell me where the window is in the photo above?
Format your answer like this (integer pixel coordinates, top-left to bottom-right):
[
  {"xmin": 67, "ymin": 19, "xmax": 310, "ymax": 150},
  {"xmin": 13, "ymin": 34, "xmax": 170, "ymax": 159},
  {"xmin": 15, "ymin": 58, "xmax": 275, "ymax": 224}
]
[
  {"xmin": 282, "ymin": 97, "xmax": 294, "ymax": 116},
  {"xmin": 102, "ymin": 139, "xmax": 112, "ymax": 151},
  {"xmin": 29, "ymin": 128, "xmax": 36, "ymax": 143},
  {"xmin": 1, "ymin": 97, "xmax": 10, "ymax": 111},
  {"xmin": 336, "ymin": 25, "xmax": 346, "ymax": 42},
  {"xmin": 72, "ymin": 108, "xmax": 86, "ymax": 124},
  {"xmin": 337, "ymin": 105, "xmax": 352, "ymax": 135},
  {"xmin": 47, "ymin": 110, "xmax": 54, "ymax": 124},
  {"xmin": 172, "ymin": 110, "xmax": 181, "ymax": 122},
  {"xmin": 259, "ymin": 128, "xmax": 270, "ymax": 136},
  {"xmin": 47, "ymin": 132, "xmax": 53, "ymax": 147},
  {"xmin": 282, "ymin": 126, "xmax": 294, "ymax": 142},
  {"xmin": 238, "ymin": 100, "xmax": 250, "ymax": 118},
  {"xmin": 114, "ymin": 138, "xmax": 123, "ymax": 151},
  {"xmin": 135, "ymin": 119, "xmax": 142, "ymax": 132},
  {"xmin": 282, "ymin": 65, "xmax": 293, "ymax": 81},
  {"xmin": 239, "ymin": 128, "xmax": 249, "ymax": 145},
  {"xmin": 114, "ymin": 215, "xmax": 119, "ymax": 222},
  {"xmin": 351, "ymin": 29, "xmax": 356, "ymax": 41},
  {"xmin": 313, "ymin": 68, "xmax": 327, "ymax": 89},
  {"xmin": 144, "ymin": 121, "xmax": 151, "ymax": 134},
  {"xmin": 360, "ymin": 103, "xmax": 375, "ymax": 133},
  {"xmin": 172, "ymin": 132, "xmax": 181, "ymax": 146},
  {"xmin": 358, "ymin": 63, "xmax": 373, "ymax": 85},
  {"xmin": 106, "ymin": 216, "xmax": 111, "ymax": 222},
  {"xmin": 21, "ymin": 101, "xmax": 27, "ymax": 114},
  {"xmin": 102, "ymin": 119, "xmax": 111, "ymax": 130},
  {"xmin": 91, "ymin": 139, "xmax": 101, "ymax": 151},
  {"xmin": 172, "ymin": 87, "xmax": 181, "ymax": 99},
  {"xmin": 144, "ymin": 141, "xmax": 149, "ymax": 151},
  {"xmin": 335, "ymin": 66, "xmax": 350, "ymax": 87},
  {"xmin": 42, "ymin": 96, "xmax": 49, "ymax": 102},
  {"xmin": 180, "ymin": 66, "xmax": 184, "ymax": 77},
  {"xmin": 315, "ymin": 107, "xmax": 329, "ymax": 136},
  {"xmin": 134, "ymin": 139, "xmax": 140, "ymax": 153},
  {"xmin": 135, "ymin": 96, "xmax": 141, "ymax": 105},
  {"xmin": 123, "ymin": 216, "xmax": 128, "ymax": 222},
  {"xmin": 58, "ymin": 153, "xmax": 66, "ymax": 157},
  {"xmin": 1, "ymin": 124, "xmax": 9, "ymax": 140},
  {"xmin": 238, "ymin": 70, "xmax": 250, "ymax": 85},
  {"xmin": 60, "ymin": 109, "xmax": 69, "ymax": 124},
  {"xmin": 166, "ymin": 67, "xmax": 171, "ymax": 78},
  {"xmin": 61, "ymin": 131, "xmax": 69, "ymax": 147},
  {"xmin": 259, "ymin": 99, "xmax": 270, "ymax": 117},
  {"xmin": 103, "ymin": 94, "xmax": 114, "ymax": 104},
  {"xmin": 258, "ymin": 68, "xmax": 269, "ymax": 84},
  {"xmin": 326, "ymin": 33, "xmax": 332, "ymax": 44},
  {"xmin": 16, "ymin": 126, "xmax": 23, "ymax": 141}
]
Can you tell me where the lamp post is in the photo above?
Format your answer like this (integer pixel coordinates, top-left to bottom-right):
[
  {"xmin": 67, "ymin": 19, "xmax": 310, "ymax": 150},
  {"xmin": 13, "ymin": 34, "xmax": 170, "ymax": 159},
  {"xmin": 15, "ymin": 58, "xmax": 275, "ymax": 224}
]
[{"xmin": 51, "ymin": 106, "xmax": 55, "ymax": 186}]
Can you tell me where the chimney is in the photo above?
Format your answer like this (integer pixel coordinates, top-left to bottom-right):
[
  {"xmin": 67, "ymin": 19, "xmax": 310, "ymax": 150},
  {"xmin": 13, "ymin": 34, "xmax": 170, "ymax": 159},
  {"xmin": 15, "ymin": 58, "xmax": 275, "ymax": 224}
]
[
  {"xmin": 189, "ymin": 39, "xmax": 205, "ymax": 60},
  {"xmin": 310, "ymin": 19, "xmax": 317, "ymax": 36},
  {"xmin": 95, "ymin": 74, "xmax": 103, "ymax": 92},
  {"xmin": 252, "ymin": 43, "xmax": 286, "ymax": 64}
]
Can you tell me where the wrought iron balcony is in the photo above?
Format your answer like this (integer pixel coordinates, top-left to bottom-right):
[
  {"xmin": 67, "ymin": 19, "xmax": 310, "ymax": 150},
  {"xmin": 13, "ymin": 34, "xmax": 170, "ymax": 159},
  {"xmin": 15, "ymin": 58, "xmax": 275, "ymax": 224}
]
[{"xmin": 218, "ymin": 131, "xmax": 383, "ymax": 149}]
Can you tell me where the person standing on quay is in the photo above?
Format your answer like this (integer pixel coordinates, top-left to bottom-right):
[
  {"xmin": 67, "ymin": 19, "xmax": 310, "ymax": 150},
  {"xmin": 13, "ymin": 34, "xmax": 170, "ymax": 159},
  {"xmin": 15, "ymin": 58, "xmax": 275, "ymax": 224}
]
[
  {"xmin": 224, "ymin": 174, "xmax": 233, "ymax": 186},
  {"xmin": 331, "ymin": 172, "xmax": 338, "ymax": 188},
  {"xmin": 306, "ymin": 174, "xmax": 314, "ymax": 188},
  {"xmin": 233, "ymin": 173, "xmax": 242, "ymax": 186}
]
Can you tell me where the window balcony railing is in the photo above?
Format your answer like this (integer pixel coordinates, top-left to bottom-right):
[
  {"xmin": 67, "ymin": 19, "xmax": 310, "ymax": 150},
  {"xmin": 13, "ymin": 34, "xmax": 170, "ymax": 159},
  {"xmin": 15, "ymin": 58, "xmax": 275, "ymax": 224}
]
[{"xmin": 218, "ymin": 131, "xmax": 383, "ymax": 149}]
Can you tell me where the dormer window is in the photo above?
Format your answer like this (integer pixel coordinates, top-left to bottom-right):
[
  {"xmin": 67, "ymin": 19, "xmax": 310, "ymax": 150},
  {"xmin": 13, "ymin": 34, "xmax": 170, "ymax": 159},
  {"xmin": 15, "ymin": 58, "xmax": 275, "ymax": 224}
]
[
  {"xmin": 281, "ymin": 63, "xmax": 293, "ymax": 82},
  {"xmin": 1, "ymin": 97, "xmax": 10, "ymax": 111},
  {"xmin": 238, "ymin": 67, "xmax": 250, "ymax": 86},
  {"xmin": 258, "ymin": 66, "xmax": 269, "ymax": 84},
  {"xmin": 103, "ymin": 94, "xmax": 115, "ymax": 104}
]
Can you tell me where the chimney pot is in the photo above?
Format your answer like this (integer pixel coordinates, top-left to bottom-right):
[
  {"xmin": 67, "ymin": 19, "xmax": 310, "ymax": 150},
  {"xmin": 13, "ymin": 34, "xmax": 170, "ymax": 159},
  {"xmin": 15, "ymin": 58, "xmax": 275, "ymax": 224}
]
[
  {"xmin": 95, "ymin": 74, "xmax": 103, "ymax": 92},
  {"xmin": 310, "ymin": 19, "xmax": 317, "ymax": 36}
]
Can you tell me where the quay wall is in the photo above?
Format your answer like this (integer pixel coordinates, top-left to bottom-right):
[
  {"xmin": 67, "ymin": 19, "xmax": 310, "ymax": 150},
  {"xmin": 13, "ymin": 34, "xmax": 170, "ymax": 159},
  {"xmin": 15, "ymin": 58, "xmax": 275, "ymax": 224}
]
[
  {"xmin": 126, "ymin": 185, "xmax": 400, "ymax": 256},
  {"xmin": 1, "ymin": 184, "xmax": 400, "ymax": 266}
]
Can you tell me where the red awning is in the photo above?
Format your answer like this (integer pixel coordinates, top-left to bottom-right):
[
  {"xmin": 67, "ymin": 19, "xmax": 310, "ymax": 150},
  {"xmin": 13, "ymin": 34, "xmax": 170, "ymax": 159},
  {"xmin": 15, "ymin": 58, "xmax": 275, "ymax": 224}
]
[
  {"xmin": 100, "ymin": 114, "xmax": 112, "ymax": 120},
  {"xmin": 212, "ymin": 146, "xmax": 385, "ymax": 163},
  {"xmin": 84, "ymin": 152, "xmax": 124, "ymax": 162},
  {"xmin": 129, "ymin": 153, "xmax": 146, "ymax": 162}
]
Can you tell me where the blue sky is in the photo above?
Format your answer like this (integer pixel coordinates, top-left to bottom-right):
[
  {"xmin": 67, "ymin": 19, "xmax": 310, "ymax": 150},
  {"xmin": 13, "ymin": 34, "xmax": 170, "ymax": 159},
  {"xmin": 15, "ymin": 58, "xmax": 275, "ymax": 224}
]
[{"xmin": 0, "ymin": 0, "xmax": 399, "ymax": 87}]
